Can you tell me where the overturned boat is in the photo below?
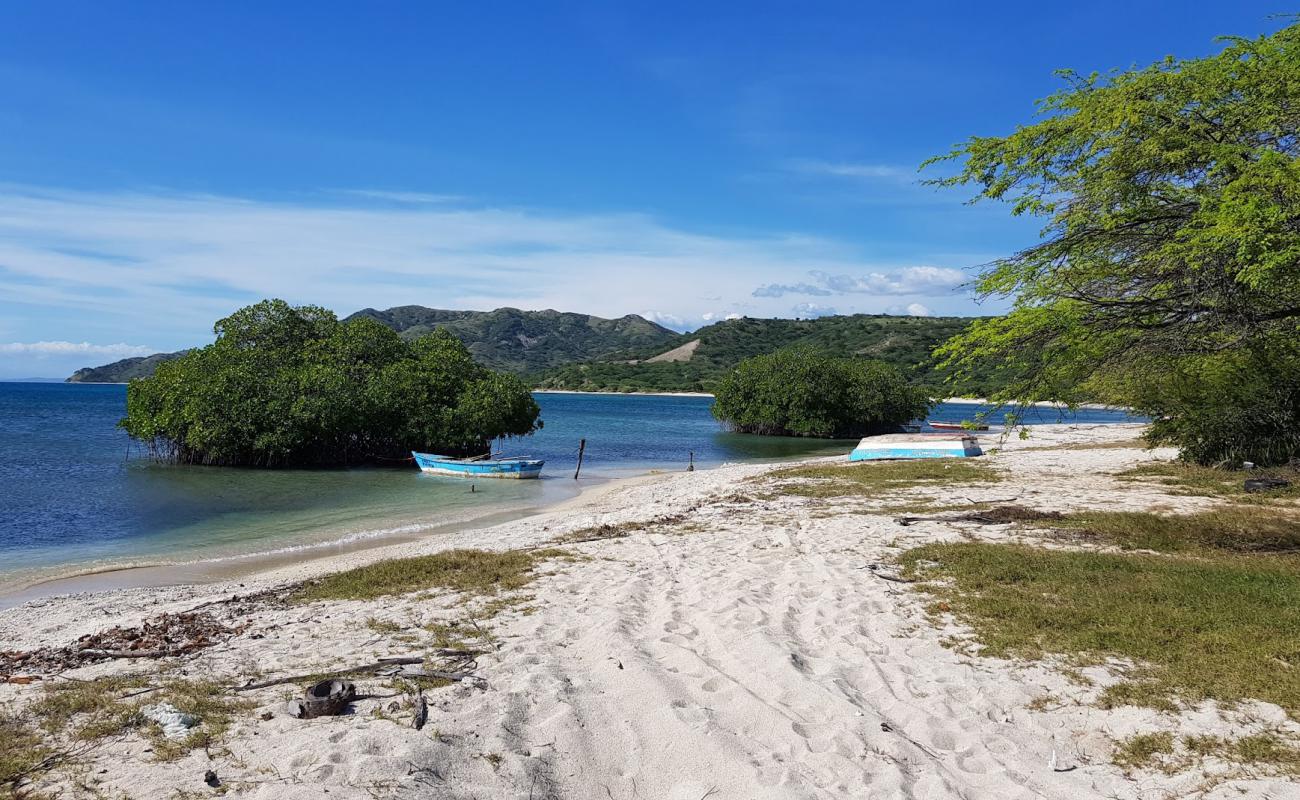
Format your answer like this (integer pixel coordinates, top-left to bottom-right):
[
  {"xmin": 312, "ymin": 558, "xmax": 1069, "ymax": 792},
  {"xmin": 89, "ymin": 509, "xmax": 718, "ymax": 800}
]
[{"xmin": 849, "ymin": 433, "xmax": 983, "ymax": 461}]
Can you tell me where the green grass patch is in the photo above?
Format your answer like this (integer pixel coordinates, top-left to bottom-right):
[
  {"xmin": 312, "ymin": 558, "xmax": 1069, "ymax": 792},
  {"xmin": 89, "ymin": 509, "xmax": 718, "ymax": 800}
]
[
  {"xmin": 767, "ymin": 459, "xmax": 1002, "ymax": 498},
  {"xmin": 293, "ymin": 547, "xmax": 570, "ymax": 602},
  {"xmin": 1, "ymin": 711, "xmax": 52, "ymax": 799},
  {"xmin": 1113, "ymin": 732, "xmax": 1175, "ymax": 770},
  {"xmin": 1053, "ymin": 508, "xmax": 1300, "ymax": 554},
  {"xmin": 900, "ymin": 542, "xmax": 1300, "ymax": 716},
  {"xmin": 1117, "ymin": 462, "xmax": 1300, "ymax": 504},
  {"xmin": 26, "ymin": 676, "xmax": 249, "ymax": 763}
]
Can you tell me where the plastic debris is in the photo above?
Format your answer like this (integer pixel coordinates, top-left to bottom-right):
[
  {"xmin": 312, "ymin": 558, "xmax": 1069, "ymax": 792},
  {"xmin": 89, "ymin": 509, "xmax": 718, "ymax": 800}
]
[{"xmin": 142, "ymin": 702, "xmax": 199, "ymax": 740}]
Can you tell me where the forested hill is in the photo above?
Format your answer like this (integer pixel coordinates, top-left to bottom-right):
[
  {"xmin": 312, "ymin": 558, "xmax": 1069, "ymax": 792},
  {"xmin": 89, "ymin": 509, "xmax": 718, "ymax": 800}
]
[
  {"xmin": 343, "ymin": 306, "xmax": 678, "ymax": 373},
  {"xmin": 536, "ymin": 314, "xmax": 1002, "ymax": 396},
  {"xmin": 66, "ymin": 351, "xmax": 189, "ymax": 383},
  {"xmin": 66, "ymin": 307, "xmax": 679, "ymax": 382}
]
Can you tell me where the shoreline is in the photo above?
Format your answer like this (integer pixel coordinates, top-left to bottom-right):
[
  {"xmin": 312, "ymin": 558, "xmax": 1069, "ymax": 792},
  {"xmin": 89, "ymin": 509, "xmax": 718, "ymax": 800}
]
[
  {"xmin": 0, "ymin": 471, "xmax": 630, "ymax": 611},
  {"xmin": 8, "ymin": 421, "xmax": 1290, "ymax": 800}
]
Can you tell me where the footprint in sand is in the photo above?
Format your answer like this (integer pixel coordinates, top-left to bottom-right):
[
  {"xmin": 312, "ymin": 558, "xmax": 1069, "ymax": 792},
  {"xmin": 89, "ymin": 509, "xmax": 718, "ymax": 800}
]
[
  {"xmin": 700, "ymin": 676, "xmax": 727, "ymax": 693},
  {"xmin": 669, "ymin": 699, "xmax": 710, "ymax": 728}
]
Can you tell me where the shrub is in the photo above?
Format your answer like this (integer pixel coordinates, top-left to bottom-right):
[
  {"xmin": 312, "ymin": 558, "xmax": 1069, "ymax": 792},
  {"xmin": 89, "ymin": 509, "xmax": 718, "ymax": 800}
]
[
  {"xmin": 711, "ymin": 346, "xmax": 931, "ymax": 437},
  {"xmin": 121, "ymin": 299, "xmax": 540, "ymax": 467}
]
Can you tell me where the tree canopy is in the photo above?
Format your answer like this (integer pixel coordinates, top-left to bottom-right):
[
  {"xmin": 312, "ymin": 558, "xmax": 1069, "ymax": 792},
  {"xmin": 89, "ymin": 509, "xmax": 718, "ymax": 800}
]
[
  {"xmin": 929, "ymin": 23, "xmax": 1300, "ymax": 465},
  {"xmin": 711, "ymin": 346, "xmax": 931, "ymax": 438},
  {"xmin": 120, "ymin": 299, "xmax": 541, "ymax": 467}
]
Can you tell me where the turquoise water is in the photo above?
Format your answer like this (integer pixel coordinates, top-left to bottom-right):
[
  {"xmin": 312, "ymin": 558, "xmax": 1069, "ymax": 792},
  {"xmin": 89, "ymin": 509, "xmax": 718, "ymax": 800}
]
[{"xmin": 0, "ymin": 383, "xmax": 1142, "ymax": 591}]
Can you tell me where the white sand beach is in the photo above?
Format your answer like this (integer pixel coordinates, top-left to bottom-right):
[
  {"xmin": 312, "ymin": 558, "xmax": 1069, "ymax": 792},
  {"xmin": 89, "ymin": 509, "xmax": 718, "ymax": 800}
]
[{"xmin": 3, "ymin": 423, "xmax": 1297, "ymax": 800}]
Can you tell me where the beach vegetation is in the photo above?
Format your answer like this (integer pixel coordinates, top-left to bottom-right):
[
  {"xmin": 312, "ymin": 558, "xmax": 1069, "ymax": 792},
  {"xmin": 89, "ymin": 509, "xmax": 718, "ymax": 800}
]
[
  {"xmin": 1117, "ymin": 462, "xmax": 1300, "ymax": 504},
  {"xmin": 1049, "ymin": 508, "xmax": 1300, "ymax": 554},
  {"xmin": 1112, "ymin": 732, "xmax": 1176, "ymax": 771},
  {"xmin": 24, "ymin": 675, "xmax": 249, "ymax": 766},
  {"xmin": 766, "ymin": 459, "xmax": 1001, "ymax": 498},
  {"xmin": 711, "ymin": 346, "xmax": 931, "ymax": 438},
  {"xmin": 900, "ymin": 541, "xmax": 1300, "ymax": 716},
  {"xmin": 120, "ymin": 299, "xmax": 541, "ymax": 467},
  {"xmin": 1, "ymin": 711, "xmax": 52, "ymax": 800},
  {"xmin": 929, "ymin": 24, "xmax": 1300, "ymax": 467},
  {"xmin": 293, "ymin": 547, "xmax": 569, "ymax": 602}
]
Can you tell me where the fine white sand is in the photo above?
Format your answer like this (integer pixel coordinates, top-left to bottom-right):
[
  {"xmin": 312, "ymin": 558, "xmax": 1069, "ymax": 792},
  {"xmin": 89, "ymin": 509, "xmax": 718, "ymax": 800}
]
[{"xmin": 4, "ymin": 423, "xmax": 1297, "ymax": 799}]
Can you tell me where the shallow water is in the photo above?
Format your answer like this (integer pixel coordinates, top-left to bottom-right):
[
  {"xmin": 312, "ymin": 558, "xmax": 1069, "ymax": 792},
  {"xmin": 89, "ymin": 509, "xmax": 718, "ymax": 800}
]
[{"xmin": 0, "ymin": 383, "xmax": 1142, "ymax": 591}]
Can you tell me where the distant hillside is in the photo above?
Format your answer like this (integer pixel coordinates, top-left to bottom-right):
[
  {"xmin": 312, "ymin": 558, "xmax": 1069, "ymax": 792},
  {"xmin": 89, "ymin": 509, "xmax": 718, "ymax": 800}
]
[
  {"xmin": 66, "ymin": 307, "xmax": 678, "ymax": 382},
  {"xmin": 344, "ymin": 306, "xmax": 678, "ymax": 373},
  {"xmin": 66, "ymin": 351, "xmax": 189, "ymax": 383},
  {"xmin": 536, "ymin": 314, "xmax": 1005, "ymax": 396}
]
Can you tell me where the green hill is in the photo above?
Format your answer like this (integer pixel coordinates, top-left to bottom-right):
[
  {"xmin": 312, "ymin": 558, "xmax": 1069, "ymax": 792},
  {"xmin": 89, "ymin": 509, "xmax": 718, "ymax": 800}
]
[
  {"xmin": 66, "ymin": 307, "xmax": 678, "ymax": 382},
  {"xmin": 536, "ymin": 314, "xmax": 1003, "ymax": 396},
  {"xmin": 66, "ymin": 351, "xmax": 190, "ymax": 383},
  {"xmin": 344, "ymin": 306, "xmax": 679, "ymax": 373}
]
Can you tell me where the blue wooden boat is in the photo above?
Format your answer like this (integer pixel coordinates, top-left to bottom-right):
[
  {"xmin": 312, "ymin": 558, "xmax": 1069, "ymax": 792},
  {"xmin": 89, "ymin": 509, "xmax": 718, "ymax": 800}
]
[
  {"xmin": 411, "ymin": 451, "xmax": 544, "ymax": 479},
  {"xmin": 849, "ymin": 433, "xmax": 983, "ymax": 461}
]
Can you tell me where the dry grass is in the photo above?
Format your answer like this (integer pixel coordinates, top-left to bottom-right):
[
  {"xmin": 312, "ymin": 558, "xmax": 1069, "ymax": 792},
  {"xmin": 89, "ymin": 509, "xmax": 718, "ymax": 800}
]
[
  {"xmin": 293, "ymin": 547, "xmax": 571, "ymax": 602},
  {"xmin": 766, "ymin": 459, "xmax": 1002, "ymax": 498},
  {"xmin": 900, "ymin": 541, "xmax": 1300, "ymax": 717},
  {"xmin": 1112, "ymin": 732, "xmax": 1175, "ymax": 770}
]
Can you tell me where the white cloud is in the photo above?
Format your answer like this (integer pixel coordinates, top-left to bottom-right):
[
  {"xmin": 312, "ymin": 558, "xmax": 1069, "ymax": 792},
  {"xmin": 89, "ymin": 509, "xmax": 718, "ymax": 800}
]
[
  {"xmin": 0, "ymin": 185, "xmax": 976, "ymax": 351},
  {"xmin": 791, "ymin": 302, "xmax": 837, "ymax": 318},
  {"xmin": 785, "ymin": 159, "xmax": 912, "ymax": 181},
  {"xmin": 0, "ymin": 341, "xmax": 154, "ymax": 357},
  {"xmin": 724, "ymin": 313, "xmax": 742, "ymax": 320},
  {"xmin": 885, "ymin": 303, "xmax": 932, "ymax": 317},
  {"xmin": 754, "ymin": 266, "xmax": 965, "ymax": 298},
  {"xmin": 335, "ymin": 189, "xmax": 466, "ymax": 204},
  {"xmin": 642, "ymin": 311, "xmax": 687, "ymax": 330}
]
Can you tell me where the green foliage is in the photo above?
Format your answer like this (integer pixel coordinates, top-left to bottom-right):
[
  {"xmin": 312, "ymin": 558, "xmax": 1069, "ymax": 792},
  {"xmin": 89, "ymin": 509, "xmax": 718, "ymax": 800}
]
[
  {"xmin": 120, "ymin": 299, "xmax": 540, "ymax": 467},
  {"xmin": 537, "ymin": 313, "xmax": 1001, "ymax": 395},
  {"xmin": 901, "ymin": 541, "xmax": 1300, "ymax": 715},
  {"xmin": 929, "ymin": 25, "xmax": 1300, "ymax": 465},
  {"xmin": 710, "ymin": 346, "xmax": 931, "ymax": 437}
]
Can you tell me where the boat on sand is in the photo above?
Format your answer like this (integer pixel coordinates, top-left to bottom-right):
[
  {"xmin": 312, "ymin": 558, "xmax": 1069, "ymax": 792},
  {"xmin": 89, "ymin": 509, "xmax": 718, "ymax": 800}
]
[{"xmin": 849, "ymin": 433, "xmax": 983, "ymax": 461}]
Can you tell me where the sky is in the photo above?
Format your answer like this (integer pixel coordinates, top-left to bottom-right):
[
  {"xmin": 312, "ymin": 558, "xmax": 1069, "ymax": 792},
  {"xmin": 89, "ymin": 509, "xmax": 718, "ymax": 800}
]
[{"xmin": 0, "ymin": 1, "xmax": 1289, "ymax": 378}]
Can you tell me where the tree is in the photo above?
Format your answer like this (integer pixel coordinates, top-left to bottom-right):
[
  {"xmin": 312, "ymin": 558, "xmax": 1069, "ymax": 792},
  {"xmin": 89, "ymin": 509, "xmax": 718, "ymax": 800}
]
[
  {"xmin": 121, "ymin": 299, "xmax": 540, "ymax": 467},
  {"xmin": 928, "ymin": 23, "xmax": 1300, "ymax": 465},
  {"xmin": 711, "ymin": 346, "xmax": 931, "ymax": 438}
]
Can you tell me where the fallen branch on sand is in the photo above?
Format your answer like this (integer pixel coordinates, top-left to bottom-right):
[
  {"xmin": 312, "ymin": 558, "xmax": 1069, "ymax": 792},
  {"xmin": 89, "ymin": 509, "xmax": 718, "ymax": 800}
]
[{"xmin": 234, "ymin": 652, "xmax": 483, "ymax": 691}]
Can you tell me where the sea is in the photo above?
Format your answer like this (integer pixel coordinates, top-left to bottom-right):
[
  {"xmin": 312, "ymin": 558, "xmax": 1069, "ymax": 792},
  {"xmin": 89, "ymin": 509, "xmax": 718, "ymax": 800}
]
[{"xmin": 0, "ymin": 383, "xmax": 1143, "ymax": 602}]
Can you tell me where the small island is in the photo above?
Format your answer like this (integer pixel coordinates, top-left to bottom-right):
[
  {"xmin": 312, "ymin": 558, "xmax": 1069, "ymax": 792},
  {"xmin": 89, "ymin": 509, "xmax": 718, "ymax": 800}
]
[{"xmin": 120, "ymin": 300, "xmax": 541, "ymax": 468}]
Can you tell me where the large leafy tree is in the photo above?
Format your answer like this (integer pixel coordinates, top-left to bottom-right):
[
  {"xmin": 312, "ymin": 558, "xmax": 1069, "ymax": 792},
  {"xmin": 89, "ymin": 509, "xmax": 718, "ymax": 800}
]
[
  {"xmin": 711, "ymin": 346, "xmax": 930, "ymax": 438},
  {"xmin": 121, "ymin": 299, "xmax": 541, "ymax": 467},
  {"xmin": 930, "ymin": 23, "xmax": 1300, "ymax": 465}
]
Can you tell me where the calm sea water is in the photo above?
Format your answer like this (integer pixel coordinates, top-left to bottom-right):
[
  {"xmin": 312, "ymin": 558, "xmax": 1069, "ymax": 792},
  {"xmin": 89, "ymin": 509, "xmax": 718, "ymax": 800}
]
[{"xmin": 0, "ymin": 383, "xmax": 1141, "ymax": 592}]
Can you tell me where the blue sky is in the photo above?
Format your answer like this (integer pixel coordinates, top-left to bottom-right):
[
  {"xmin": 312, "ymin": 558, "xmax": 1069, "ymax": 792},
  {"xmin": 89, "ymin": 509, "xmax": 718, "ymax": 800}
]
[{"xmin": 0, "ymin": 1, "xmax": 1288, "ymax": 378}]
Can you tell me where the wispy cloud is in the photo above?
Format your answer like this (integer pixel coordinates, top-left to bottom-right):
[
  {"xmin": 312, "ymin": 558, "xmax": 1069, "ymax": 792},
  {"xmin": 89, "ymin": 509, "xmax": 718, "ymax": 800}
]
[
  {"xmin": 784, "ymin": 159, "xmax": 914, "ymax": 181},
  {"xmin": 753, "ymin": 266, "xmax": 965, "ymax": 298},
  {"xmin": 334, "ymin": 189, "xmax": 467, "ymax": 205},
  {"xmin": 0, "ymin": 341, "xmax": 154, "ymax": 357},
  {"xmin": 0, "ymin": 184, "xmax": 976, "ymax": 352}
]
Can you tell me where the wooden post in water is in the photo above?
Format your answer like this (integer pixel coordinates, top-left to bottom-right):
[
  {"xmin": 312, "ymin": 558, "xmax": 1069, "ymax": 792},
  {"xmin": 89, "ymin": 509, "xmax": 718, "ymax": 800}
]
[
  {"xmin": 574, "ymin": 438, "xmax": 586, "ymax": 479},
  {"xmin": 688, "ymin": 450, "xmax": 695, "ymax": 472}
]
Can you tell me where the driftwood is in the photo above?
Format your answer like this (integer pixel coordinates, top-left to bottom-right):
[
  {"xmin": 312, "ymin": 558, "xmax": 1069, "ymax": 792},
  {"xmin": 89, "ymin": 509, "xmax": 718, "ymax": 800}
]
[
  {"xmin": 412, "ymin": 689, "xmax": 428, "ymax": 730},
  {"xmin": 235, "ymin": 654, "xmax": 480, "ymax": 692}
]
